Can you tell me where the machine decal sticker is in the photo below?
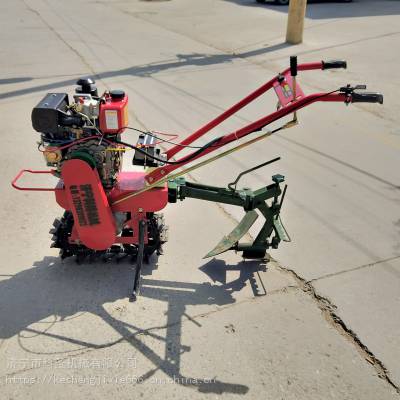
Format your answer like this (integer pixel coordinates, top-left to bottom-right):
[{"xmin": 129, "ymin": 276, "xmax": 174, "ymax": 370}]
[{"xmin": 70, "ymin": 184, "xmax": 100, "ymax": 226}]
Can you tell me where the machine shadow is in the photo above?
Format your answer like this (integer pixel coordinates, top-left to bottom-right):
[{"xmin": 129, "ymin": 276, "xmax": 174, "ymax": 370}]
[
  {"xmin": 0, "ymin": 77, "xmax": 33, "ymax": 85},
  {"xmin": 0, "ymin": 255, "xmax": 268, "ymax": 394},
  {"xmin": 0, "ymin": 43, "xmax": 290, "ymax": 101},
  {"xmin": 224, "ymin": 0, "xmax": 400, "ymax": 19},
  {"xmin": 199, "ymin": 258, "xmax": 268, "ymax": 296}
]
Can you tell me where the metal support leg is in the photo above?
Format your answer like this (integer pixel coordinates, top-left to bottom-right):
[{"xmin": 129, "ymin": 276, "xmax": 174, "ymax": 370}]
[{"xmin": 130, "ymin": 219, "xmax": 146, "ymax": 302}]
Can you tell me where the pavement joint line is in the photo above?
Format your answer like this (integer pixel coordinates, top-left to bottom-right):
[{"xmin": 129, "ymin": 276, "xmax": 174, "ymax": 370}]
[
  {"xmin": 267, "ymin": 30, "xmax": 400, "ymax": 63},
  {"xmin": 0, "ymin": 284, "xmax": 296, "ymax": 380},
  {"xmin": 308, "ymin": 254, "xmax": 400, "ymax": 284},
  {"xmin": 148, "ymin": 75, "xmax": 250, "ymax": 124},
  {"xmin": 273, "ymin": 261, "xmax": 400, "ymax": 395},
  {"xmin": 279, "ymin": 133, "xmax": 400, "ymax": 173},
  {"xmin": 110, "ymin": 1, "xmax": 283, "ymax": 75},
  {"xmin": 113, "ymin": 5, "xmax": 239, "ymax": 57},
  {"xmin": 22, "ymin": 0, "xmax": 99, "ymax": 81}
]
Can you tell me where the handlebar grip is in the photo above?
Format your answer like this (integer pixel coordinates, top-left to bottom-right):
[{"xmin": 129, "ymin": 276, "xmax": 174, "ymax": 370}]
[
  {"xmin": 351, "ymin": 92, "xmax": 383, "ymax": 104},
  {"xmin": 322, "ymin": 60, "xmax": 347, "ymax": 70},
  {"xmin": 290, "ymin": 56, "xmax": 298, "ymax": 76}
]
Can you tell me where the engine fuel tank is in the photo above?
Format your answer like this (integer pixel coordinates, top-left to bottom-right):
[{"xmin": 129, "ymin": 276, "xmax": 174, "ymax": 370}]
[{"xmin": 99, "ymin": 90, "xmax": 128, "ymax": 134}]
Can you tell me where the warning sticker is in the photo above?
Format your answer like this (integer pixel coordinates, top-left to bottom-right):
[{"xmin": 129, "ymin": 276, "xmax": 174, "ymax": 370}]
[
  {"xmin": 105, "ymin": 110, "xmax": 119, "ymax": 130},
  {"xmin": 282, "ymin": 84, "xmax": 293, "ymax": 98}
]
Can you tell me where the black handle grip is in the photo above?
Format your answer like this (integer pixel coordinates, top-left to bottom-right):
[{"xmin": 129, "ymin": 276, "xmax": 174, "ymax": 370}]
[
  {"xmin": 351, "ymin": 92, "xmax": 383, "ymax": 104},
  {"xmin": 290, "ymin": 56, "xmax": 298, "ymax": 77},
  {"xmin": 322, "ymin": 60, "xmax": 347, "ymax": 70}
]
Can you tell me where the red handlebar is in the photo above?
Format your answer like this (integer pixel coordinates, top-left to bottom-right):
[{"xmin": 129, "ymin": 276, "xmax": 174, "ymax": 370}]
[
  {"xmin": 165, "ymin": 60, "xmax": 342, "ymax": 160},
  {"xmin": 11, "ymin": 169, "xmax": 60, "ymax": 191}
]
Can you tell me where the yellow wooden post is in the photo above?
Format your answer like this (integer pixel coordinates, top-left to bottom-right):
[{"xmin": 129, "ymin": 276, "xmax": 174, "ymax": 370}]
[{"xmin": 286, "ymin": 0, "xmax": 307, "ymax": 45}]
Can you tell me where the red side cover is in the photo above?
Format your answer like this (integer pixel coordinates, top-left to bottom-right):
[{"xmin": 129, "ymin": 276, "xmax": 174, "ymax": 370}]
[{"xmin": 61, "ymin": 159, "xmax": 116, "ymax": 250}]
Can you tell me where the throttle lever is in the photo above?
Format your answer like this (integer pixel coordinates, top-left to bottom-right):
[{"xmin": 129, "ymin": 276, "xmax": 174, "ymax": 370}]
[{"xmin": 340, "ymin": 84, "xmax": 367, "ymax": 94}]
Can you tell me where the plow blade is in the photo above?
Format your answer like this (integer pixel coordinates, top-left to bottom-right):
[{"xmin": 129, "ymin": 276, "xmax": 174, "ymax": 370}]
[
  {"xmin": 204, "ymin": 210, "xmax": 258, "ymax": 259},
  {"xmin": 274, "ymin": 215, "xmax": 291, "ymax": 242}
]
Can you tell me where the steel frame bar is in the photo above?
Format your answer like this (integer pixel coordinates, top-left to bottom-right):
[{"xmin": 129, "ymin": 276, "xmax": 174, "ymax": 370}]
[{"xmin": 147, "ymin": 91, "xmax": 346, "ymax": 183}]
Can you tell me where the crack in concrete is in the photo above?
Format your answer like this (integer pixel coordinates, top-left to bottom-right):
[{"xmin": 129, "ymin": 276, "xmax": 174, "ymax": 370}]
[
  {"xmin": 274, "ymin": 261, "xmax": 400, "ymax": 395},
  {"xmin": 308, "ymin": 255, "xmax": 400, "ymax": 283}
]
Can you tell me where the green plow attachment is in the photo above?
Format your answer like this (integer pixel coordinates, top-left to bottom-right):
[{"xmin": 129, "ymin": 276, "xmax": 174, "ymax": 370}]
[{"xmin": 168, "ymin": 158, "xmax": 290, "ymax": 260}]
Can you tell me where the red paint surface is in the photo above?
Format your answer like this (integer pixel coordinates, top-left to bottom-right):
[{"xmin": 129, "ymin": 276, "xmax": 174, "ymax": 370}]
[
  {"xmin": 61, "ymin": 159, "xmax": 116, "ymax": 250},
  {"xmin": 109, "ymin": 171, "xmax": 168, "ymax": 212}
]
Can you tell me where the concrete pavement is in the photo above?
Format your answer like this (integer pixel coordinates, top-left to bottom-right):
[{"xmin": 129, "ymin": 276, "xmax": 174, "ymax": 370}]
[{"xmin": 0, "ymin": 0, "xmax": 399, "ymax": 398}]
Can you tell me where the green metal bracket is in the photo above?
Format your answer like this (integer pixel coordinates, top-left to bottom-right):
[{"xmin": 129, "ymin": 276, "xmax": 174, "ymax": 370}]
[{"xmin": 168, "ymin": 171, "xmax": 289, "ymax": 259}]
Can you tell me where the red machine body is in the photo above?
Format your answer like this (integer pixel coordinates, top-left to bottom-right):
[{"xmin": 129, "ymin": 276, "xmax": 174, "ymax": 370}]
[
  {"xmin": 55, "ymin": 169, "xmax": 168, "ymax": 249},
  {"xmin": 108, "ymin": 171, "xmax": 168, "ymax": 213},
  {"xmin": 61, "ymin": 159, "xmax": 116, "ymax": 250}
]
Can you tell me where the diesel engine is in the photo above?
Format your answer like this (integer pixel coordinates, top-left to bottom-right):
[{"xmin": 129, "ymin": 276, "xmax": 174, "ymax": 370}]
[
  {"xmin": 30, "ymin": 78, "xmax": 168, "ymax": 271},
  {"xmin": 32, "ymin": 78, "xmax": 127, "ymax": 189}
]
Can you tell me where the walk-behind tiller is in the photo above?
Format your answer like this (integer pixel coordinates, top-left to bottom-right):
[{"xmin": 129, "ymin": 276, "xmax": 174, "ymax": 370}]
[{"xmin": 12, "ymin": 57, "xmax": 383, "ymax": 300}]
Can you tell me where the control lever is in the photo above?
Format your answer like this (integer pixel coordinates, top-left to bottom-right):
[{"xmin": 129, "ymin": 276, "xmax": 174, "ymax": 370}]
[{"xmin": 340, "ymin": 84, "xmax": 367, "ymax": 94}]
